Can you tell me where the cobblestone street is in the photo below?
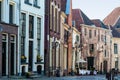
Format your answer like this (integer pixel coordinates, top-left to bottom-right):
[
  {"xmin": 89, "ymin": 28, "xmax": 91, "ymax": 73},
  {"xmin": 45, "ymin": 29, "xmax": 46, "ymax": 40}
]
[
  {"xmin": 39, "ymin": 75, "xmax": 107, "ymax": 80},
  {"xmin": 0, "ymin": 75, "xmax": 107, "ymax": 80}
]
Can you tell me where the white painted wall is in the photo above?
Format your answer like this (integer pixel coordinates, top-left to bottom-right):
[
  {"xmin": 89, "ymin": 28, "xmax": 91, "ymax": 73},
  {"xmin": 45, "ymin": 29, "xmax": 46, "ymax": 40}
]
[
  {"xmin": 1, "ymin": 0, "xmax": 20, "ymax": 25},
  {"xmin": 18, "ymin": 0, "xmax": 45, "ymax": 74}
]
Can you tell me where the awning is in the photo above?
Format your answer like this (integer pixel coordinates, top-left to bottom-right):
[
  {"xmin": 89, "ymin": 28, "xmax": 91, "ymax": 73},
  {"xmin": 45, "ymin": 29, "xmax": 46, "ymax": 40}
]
[{"xmin": 76, "ymin": 59, "xmax": 87, "ymax": 63}]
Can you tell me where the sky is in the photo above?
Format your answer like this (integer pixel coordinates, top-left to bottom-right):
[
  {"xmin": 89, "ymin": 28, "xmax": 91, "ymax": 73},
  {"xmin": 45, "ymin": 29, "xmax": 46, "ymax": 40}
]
[{"xmin": 72, "ymin": 0, "xmax": 120, "ymax": 20}]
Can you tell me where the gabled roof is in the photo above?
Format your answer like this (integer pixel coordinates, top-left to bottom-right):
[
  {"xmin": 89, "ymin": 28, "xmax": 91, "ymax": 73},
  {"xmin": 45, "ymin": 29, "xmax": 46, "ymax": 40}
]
[
  {"xmin": 110, "ymin": 26, "xmax": 120, "ymax": 38},
  {"xmin": 72, "ymin": 9, "xmax": 94, "ymax": 29},
  {"xmin": 103, "ymin": 7, "xmax": 120, "ymax": 26},
  {"xmin": 92, "ymin": 19, "xmax": 108, "ymax": 29}
]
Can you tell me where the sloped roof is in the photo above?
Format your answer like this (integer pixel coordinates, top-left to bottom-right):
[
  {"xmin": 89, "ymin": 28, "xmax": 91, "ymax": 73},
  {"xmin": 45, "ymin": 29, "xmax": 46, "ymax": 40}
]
[
  {"xmin": 72, "ymin": 9, "xmax": 94, "ymax": 30},
  {"xmin": 110, "ymin": 26, "xmax": 120, "ymax": 38},
  {"xmin": 92, "ymin": 19, "xmax": 108, "ymax": 29},
  {"xmin": 114, "ymin": 17, "xmax": 120, "ymax": 28},
  {"xmin": 103, "ymin": 7, "xmax": 120, "ymax": 26}
]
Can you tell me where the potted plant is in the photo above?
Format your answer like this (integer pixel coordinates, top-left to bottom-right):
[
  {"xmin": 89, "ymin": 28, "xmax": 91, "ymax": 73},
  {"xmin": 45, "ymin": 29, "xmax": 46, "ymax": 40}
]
[
  {"xmin": 37, "ymin": 54, "xmax": 43, "ymax": 62},
  {"xmin": 25, "ymin": 72, "xmax": 31, "ymax": 78},
  {"xmin": 21, "ymin": 55, "xmax": 27, "ymax": 63}
]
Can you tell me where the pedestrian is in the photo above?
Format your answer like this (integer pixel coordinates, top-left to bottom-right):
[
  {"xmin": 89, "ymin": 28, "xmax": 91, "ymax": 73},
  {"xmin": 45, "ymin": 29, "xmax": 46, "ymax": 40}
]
[{"xmin": 94, "ymin": 70, "xmax": 97, "ymax": 75}]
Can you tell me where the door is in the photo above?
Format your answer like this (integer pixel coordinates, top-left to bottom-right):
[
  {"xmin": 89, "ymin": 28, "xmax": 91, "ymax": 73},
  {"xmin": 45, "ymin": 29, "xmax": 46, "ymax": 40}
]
[
  {"xmin": 87, "ymin": 57, "xmax": 94, "ymax": 70},
  {"xmin": 2, "ymin": 42, "xmax": 6, "ymax": 76},
  {"xmin": 28, "ymin": 41, "xmax": 33, "ymax": 71},
  {"xmin": 10, "ymin": 43, "xmax": 15, "ymax": 75}
]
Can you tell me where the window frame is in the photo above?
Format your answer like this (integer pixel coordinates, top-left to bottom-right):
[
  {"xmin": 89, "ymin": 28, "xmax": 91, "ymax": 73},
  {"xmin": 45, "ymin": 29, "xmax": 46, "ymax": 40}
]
[
  {"xmin": 114, "ymin": 43, "xmax": 118, "ymax": 54},
  {"xmin": 33, "ymin": 0, "xmax": 40, "ymax": 8}
]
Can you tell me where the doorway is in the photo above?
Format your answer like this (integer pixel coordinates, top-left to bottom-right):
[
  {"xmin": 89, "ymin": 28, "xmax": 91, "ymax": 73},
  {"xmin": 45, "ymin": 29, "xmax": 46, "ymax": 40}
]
[
  {"xmin": 2, "ymin": 42, "xmax": 6, "ymax": 76},
  {"xmin": 28, "ymin": 41, "xmax": 33, "ymax": 71},
  {"xmin": 103, "ymin": 60, "xmax": 107, "ymax": 73},
  {"xmin": 87, "ymin": 57, "xmax": 94, "ymax": 70}
]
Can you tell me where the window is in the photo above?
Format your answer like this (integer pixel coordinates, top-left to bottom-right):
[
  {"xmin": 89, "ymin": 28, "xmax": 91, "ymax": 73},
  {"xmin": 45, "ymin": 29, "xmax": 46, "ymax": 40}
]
[
  {"xmin": 29, "ymin": 15, "xmax": 34, "ymax": 38},
  {"xmin": 104, "ymin": 50, "xmax": 106, "ymax": 57},
  {"xmin": 50, "ymin": 4, "xmax": 52, "ymax": 30},
  {"xmin": 98, "ymin": 31, "xmax": 100, "ymax": 41},
  {"xmin": 0, "ymin": 1, "xmax": 2, "ymax": 21},
  {"xmin": 25, "ymin": 0, "xmax": 29, "ymax": 2},
  {"xmin": 37, "ymin": 18, "xmax": 41, "ymax": 39},
  {"xmin": 89, "ymin": 30, "xmax": 92, "ymax": 38},
  {"xmin": 24, "ymin": 0, "xmax": 32, "ymax": 5},
  {"xmin": 94, "ymin": 30, "xmax": 96, "ymax": 36},
  {"xmin": 21, "ymin": 13, "xmax": 26, "ymax": 55},
  {"xmin": 76, "ymin": 35, "xmax": 79, "ymax": 42},
  {"xmin": 55, "ymin": 8, "xmax": 57, "ymax": 32},
  {"xmin": 64, "ymin": 30, "xmax": 68, "ymax": 43},
  {"xmin": 84, "ymin": 28, "xmax": 87, "ymax": 36},
  {"xmin": 9, "ymin": 4, "xmax": 14, "ymax": 24},
  {"xmin": 21, "ymin": 13, "xmax": 26, "ymax": 37},
  {"xmin": 2, "ymin": 34, "xmax": 7, "ymax": 41},
  {"xmin": 21, "ymin": 37, "xmax": 25, "ymax": 55},
  {"xmin": 33, "ymin": 0, "xmax": 40, "ymax": 8},
  {"xmin": 105, "ymin": 35, "xmax": 106, "ymax": 45},
  {"xmin": 115, "ymin": 57, "xmax": 118, "ymax": 69},
  {"xmin": 53, "ymin": 7, "xmax": 55, "ymax": 31},
  {"xmin": 89, "ymin": 44, "xmax": 94, "ymax": 52},
  {"xmin": 37, "ymin": 39, "xmax": 40, "ymax": 54},
  {"xmin": 114, "ymin": 43, "xmax": 118, "ymax": 54},
  {"xmin": 37, "ymin": 18, "xmax": 41, "ymax": 54},
  {"xmin": 10, "ymin": 36, "xmax": 15, "ymax": 42},
  {"xmin": 52, "ymin": 6, "xmax": 54, "ymax": 30},
  {"xmin": 101, "ymin": 35, "xmax": 104, "ymax": 42},
  {"xmin": 58, "ymin": 11, "xmax": 60, "ymax": 33}
]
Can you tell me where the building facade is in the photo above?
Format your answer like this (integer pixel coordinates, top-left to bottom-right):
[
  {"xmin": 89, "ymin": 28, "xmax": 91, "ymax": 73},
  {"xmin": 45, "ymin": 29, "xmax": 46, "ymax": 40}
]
[
  {"xmin": 72, "ymin": 9, "xmax": 112, "ymax": 73},
  {"xmin": 44, "ymin": 0, "xmax": 61, "ymax": 76},
  {"xmin": 18, "ymin": 0, "xmax": 45, "ymax": 75},
  {"xmin": 110, "ymin": 27, "xmax": 120, "ymax": 72},
  {"xmin": 81, "ymin": 24, "xmax": 111, "ymax": 73},
  {"xmin": 0, "ymin": 0, "xmax": 19, "ymax": 76},
  {"xmin": 61, "ymin": 0, "xmax": 73, "ymax": 73},
  {"xmin": 72, "ymin": 27, "xmax": 81, "ymax": 71}
]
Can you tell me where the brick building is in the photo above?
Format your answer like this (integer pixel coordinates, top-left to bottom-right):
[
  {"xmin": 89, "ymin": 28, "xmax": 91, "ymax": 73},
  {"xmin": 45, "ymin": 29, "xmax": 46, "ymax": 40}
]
[
  {"xmin": 44, "ymin": 0, "xmax": 61, "ymax": 76},
  {"xmin": 0, "ymin": 0, "xmax": 19, "ymax": 76},
  {"xmin": 72, "ymin": 9, "xmax": 112, "ymax": 73},
  {"xmin": 61, "ymin": 0, "xmax": 73, "ymax": 74}
]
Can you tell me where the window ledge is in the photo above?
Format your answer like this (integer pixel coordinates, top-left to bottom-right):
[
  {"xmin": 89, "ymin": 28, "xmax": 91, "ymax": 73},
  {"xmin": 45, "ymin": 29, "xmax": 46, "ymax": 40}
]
[
  {"xmin": 24, "ymin": 1, "xmax": 32, "ymax": 6},
  {"xmin": 33, "ymin": 4, "xmax": 40, "ymax": 8}
]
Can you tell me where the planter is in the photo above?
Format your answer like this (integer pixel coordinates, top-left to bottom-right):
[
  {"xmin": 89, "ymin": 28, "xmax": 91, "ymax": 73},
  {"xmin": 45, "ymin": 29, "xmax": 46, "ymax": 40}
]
[
  {"xmin": 25, "ymin": 72, "xmax": 31, "ymax": 78},
  {"xmin": 37, "ymin": 59, "xmax": 43, "ymax": 62}
]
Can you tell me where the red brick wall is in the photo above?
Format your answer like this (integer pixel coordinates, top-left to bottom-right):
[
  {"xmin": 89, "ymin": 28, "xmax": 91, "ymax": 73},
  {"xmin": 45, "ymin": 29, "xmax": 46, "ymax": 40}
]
[
  {"xmin": 67, "ymin": 0, "xmax": 73, "ymax": 73},
  {"xmin": 0, "ymin": 22, "xmax": 18, "ymax": 76}
]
